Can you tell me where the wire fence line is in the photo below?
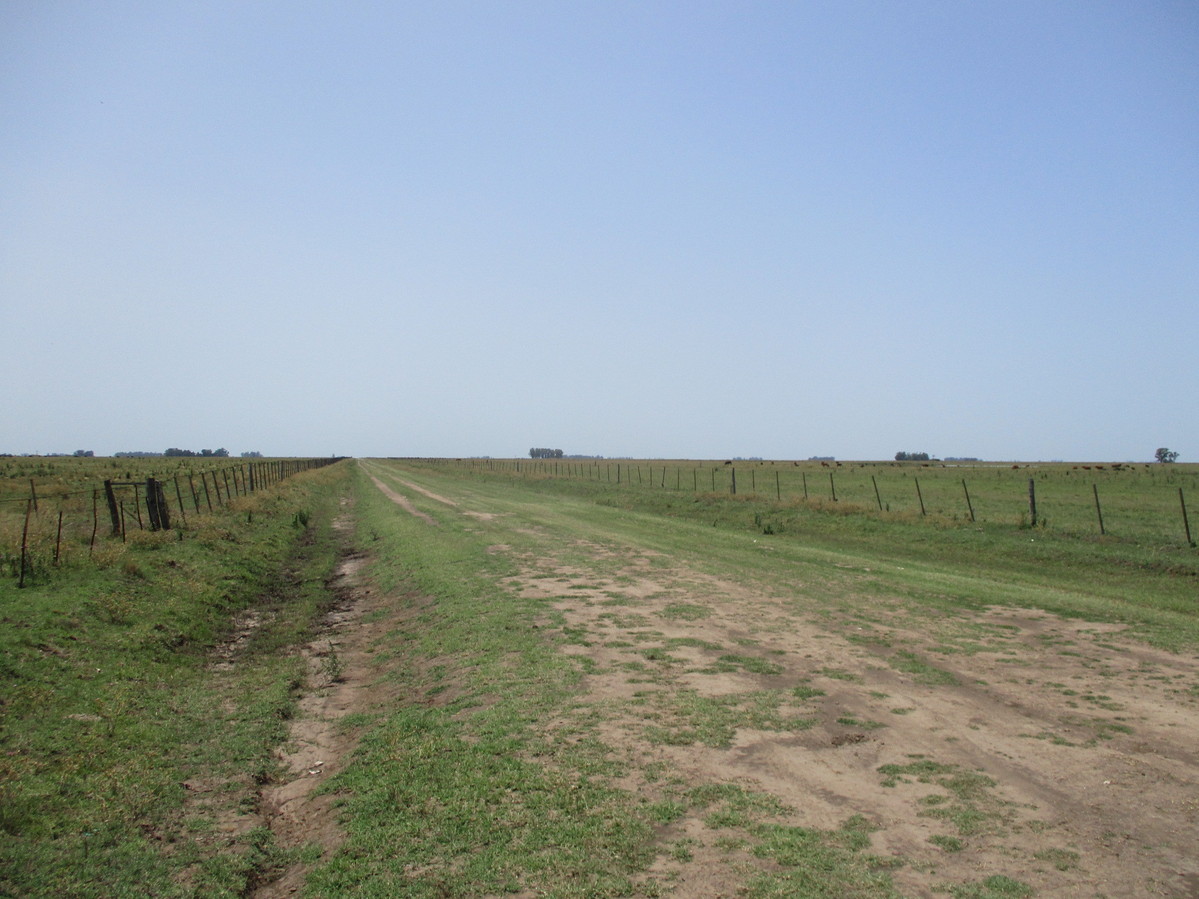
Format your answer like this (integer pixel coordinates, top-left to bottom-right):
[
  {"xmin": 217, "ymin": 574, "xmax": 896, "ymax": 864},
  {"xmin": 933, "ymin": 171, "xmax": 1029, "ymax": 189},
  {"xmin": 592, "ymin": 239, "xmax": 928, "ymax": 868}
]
[
  {"xmin": 414, "ymin": 457, "xmax": 1197, "ymax": 549},
  {"xmin": 2, "ymin": 458, "xmax": 344, "ymax": 586}
]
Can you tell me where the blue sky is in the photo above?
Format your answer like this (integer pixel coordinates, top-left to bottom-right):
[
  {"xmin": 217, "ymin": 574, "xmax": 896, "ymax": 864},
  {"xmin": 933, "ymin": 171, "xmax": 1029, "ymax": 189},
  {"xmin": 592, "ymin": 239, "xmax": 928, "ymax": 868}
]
[{"xmin": 2, "ymin": 2, "xmax": 1196, "ymax": 461}]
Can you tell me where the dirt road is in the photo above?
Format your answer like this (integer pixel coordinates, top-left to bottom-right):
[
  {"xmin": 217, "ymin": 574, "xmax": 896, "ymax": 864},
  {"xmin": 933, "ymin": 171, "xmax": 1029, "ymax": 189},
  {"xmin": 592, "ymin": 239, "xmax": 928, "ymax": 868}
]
[{"xmin": 270, "ymin": 465, "xmax": 1199, "ymax": 897}]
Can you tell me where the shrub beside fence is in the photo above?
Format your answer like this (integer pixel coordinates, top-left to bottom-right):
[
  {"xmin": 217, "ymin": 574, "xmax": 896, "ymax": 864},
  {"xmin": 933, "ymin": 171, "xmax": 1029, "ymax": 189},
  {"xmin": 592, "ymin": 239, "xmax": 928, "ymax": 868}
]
[{"xmin": 2, "ymin": 458, "xmax": 345, "ymax": 586}]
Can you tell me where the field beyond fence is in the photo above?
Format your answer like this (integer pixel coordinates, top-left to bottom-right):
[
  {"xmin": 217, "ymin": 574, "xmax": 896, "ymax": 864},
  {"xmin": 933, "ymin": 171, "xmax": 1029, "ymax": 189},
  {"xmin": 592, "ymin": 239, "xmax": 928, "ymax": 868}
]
[
  {"xmin": 412, "ymin": 457, "xmax": 1197, "ymax": 548},
  {"xmin": 1, "ymin": 456, "xmax": 345, "ymax": 585}
]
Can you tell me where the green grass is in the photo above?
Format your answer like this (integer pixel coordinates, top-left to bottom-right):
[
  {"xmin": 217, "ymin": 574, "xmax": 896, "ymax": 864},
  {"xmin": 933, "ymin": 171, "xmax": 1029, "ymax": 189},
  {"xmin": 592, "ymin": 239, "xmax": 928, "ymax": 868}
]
[
  {"xmin": 948, "ymin": 875, "xmax": 1034, "ymax": 898},
  {"xmin": 0, "ymin": 462, "xmax": 351, "ymax": 897},
  {"xmin": 398, "ymin": 458, "xmax": 1199, "ymax": 652},
  {"xmin": 9, "ymin": 453, "xmax": 1174, "ymax": 896}
]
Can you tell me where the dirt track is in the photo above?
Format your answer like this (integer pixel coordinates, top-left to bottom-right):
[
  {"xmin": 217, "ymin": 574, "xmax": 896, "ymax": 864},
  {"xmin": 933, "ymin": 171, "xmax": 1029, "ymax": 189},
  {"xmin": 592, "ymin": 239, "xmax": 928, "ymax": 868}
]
[
  {"xmin": 262, "ymin": 470, "xmax": 1199, "ymax": 897},
  {"xmin": 508, "ymin": 543, "xmax": 1199, "ymax": 897}
]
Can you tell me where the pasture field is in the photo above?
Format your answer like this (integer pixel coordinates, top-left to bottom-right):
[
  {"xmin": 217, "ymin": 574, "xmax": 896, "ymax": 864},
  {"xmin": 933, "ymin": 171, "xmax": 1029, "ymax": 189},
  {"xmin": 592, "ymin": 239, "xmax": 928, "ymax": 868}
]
[
  {"xmin": 1, "ymin": 456, "xmax": 335, "ymax": 584},
  {"xmin": 3, "ymin": 456, "xmax": 1197, "ymax": 897},
  {"xmin": 446, "ymin": 457, "xmax": 1199, "ymax": 547}
]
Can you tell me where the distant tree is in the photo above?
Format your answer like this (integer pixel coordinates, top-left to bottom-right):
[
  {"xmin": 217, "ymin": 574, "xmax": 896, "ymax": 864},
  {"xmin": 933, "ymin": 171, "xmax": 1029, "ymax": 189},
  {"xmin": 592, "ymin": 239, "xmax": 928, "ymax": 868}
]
[
  {"xmin": 895, "ymin": 451, "xmax": 930, "ymax": 462},
  {"xmin": 241, "ymin": 451, "xmax": 264, "ymax": 458},
  {"xmin": 529, "ymin": 447, "xmax": 564, "ymax": 459},
  {"xmin": 164, "ymin": 447, "xmax": 196, "ymax": 457},
  {"xmin": 73, "ymin": 449, "xmax": 94, "ymax": 457},
  {"xmin": 1155, "ymin": 447, "xmax": 1180, "ymax": 463}
]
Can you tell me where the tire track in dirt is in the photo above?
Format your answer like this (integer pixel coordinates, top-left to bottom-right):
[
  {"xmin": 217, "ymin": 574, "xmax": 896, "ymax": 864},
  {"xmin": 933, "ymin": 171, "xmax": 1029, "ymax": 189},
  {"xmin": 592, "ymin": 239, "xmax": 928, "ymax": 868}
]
[
  {"xmin": 497, "ymin": 532, "xmax": 1199, "ymax": 898},
  {"xmin": 251, "ymin": 506, "xmax": 412, "ymax": 898},
  {"xmin": 364, "ymin": 471, "xmax": 438, "ymax": 525}
]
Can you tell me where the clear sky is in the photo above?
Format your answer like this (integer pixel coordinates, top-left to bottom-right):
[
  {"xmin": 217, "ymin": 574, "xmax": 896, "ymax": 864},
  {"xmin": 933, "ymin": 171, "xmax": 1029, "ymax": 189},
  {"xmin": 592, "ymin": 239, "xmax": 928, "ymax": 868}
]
[{"xmin": 2, "ymin": 2, "xmax": 1196, "ymax": 461}]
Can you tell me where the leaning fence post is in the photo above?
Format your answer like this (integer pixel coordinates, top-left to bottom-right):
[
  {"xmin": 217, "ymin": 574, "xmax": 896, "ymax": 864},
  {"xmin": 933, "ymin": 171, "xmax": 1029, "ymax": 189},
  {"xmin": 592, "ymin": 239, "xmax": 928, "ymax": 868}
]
[
  {"xmin": 1093, "ymin": 484, "xmax": 1105, "ymax": 536},
  {"xmin": 962, "ymin": 479, "xmax": 975, "ymax": 522},
  {"xmin": 174, "ymin": 478, "xmax": 187, "ymax": 526},
  {"xmin": 1181, "ymin": 488, "xmax": 1194, "ymax": 547},
  {"xmin": 90, "ymin": 489, "xmax": 99, "ymax": 553},
  {"xmin": 872, "ymin": 475, "xmax": 882, "ymax": 511},
  {"xmin": 104, "ymin": 480, "xmax": 121, "ymax": 536},
  {"xmin": 19, "ymin": 500, "xmax": 31, "ymax": 588},
  {"xmin": 54, "ymin": 510, "xmax": 64, "ymax": 564},
  {"xmin": 915, "ymin": 477, "xmax": 926, "ymax": 516}
]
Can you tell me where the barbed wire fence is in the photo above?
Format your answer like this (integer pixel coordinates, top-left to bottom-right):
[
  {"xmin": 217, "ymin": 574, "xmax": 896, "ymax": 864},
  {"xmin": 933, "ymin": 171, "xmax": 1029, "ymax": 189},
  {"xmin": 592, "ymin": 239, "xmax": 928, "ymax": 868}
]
[{"xmin": 2, "ymin": 458, "xmax": 344, "ymax": 586}]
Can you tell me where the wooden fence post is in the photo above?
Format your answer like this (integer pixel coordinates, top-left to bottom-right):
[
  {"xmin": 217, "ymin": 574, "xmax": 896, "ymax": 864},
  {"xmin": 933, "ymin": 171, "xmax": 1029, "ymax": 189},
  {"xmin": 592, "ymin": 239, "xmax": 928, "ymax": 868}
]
[
  {"xmin": 104, "ymin": 480, "xmax": 121, "ymax": 536},
  {"xmin": 18, "ymin": 500, "xmax": 31, "ymax": 588},
  {"xmin": 91, "ymin": 489, "xmax": 99, "ymax": 553},
  {"xmin": 872, "ymin": 475, "xmax": 882, "ymax": 511},
  {"xmin": 962, "ymin": 479, "xmax": 975, "ymax": 522},
  {"xmin": 29, "ymin": 479, "xmax": 38, "ymax": 513},
  {"xmin": 146, "ymin": 478, "xmax": 162, "ymax": 531},
  {"xmin": 776, "ymin": 471, "xmax": 781, "ymax": 501},
  {"xmin": 174, "ymin": 478, "xmax": 187, "ymax": 525},
  {"xmin": 1181, "ymin": 488, "xmax": 1193, "ymax": 546},
  {"xmin": 156, "ymin": 479, "xmax": 170, "ymax": 530},
  {"xmin": 915, "ymin": 477, "xmax": 926, "ymax": 516},
  {"xmin": 829, "ymin": 472, "xmax": 836, "ymax": 502},
  {"xmin": 1093, "ymin": 484, "xmax": 1105, "ymax": 536},
  {"xmin": 731, "ymin": 467, "xmax": 737, "ymax": 495},
  {"xmin": 1028, "ymin": 479, "xmax": 1037, "ymax": 527}
]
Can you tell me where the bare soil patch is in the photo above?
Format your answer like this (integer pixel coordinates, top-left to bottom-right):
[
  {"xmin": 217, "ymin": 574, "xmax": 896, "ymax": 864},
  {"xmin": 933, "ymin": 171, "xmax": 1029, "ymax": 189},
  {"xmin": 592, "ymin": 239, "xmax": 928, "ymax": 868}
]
[{"xmin": 503, "ymin": 539, "xmax": 1199, "ymax": 898}]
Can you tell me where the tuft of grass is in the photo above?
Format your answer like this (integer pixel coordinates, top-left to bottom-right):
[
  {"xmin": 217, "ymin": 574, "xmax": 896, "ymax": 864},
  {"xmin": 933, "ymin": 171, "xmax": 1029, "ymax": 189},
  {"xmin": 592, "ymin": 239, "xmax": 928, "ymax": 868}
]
[
  {"xmin": 889, "ymin": 650, "xmax": 958, "ymax": 685},
  {"xmin": 659, "ymin": 602, "xmax": 711, "ymax": 621},
  {"xmin": 878, "ymin": 759, "xmax": 1006, "ymax": 836},
  {"xmin": 949, "ymin": 874, "xmax": 1034, "ymax": 898},
  {"xmin": 929, "ymin": 834, "xmax": 964, "ymax": 852}
]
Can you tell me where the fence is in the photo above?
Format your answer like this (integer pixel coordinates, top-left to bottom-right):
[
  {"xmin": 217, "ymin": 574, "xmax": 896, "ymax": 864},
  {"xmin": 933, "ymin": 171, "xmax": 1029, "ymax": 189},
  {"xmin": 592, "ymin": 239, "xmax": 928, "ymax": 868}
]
[
  {"xmin": 2, "ymin": 458, "xmax": 345, "ymax": 586},
  {"xmin": 411, "ymin": 457, "xmax": 1198, "ymax": 548}
]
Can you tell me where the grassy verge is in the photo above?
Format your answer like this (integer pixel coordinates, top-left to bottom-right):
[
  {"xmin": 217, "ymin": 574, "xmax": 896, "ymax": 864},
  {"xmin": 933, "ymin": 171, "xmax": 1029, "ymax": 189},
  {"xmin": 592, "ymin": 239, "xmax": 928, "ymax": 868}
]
[
  {"xmin": 0, "ymin": 461, "xmax": 352, "ymax": 897},
  {"xmin": 406, "ymin": 462, "xmax": 1199, "ymax": 651}
]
